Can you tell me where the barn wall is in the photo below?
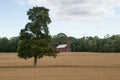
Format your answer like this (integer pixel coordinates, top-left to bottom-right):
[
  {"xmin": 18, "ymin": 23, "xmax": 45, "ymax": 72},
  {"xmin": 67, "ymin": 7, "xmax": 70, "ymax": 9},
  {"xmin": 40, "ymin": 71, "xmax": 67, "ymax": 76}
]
[{"xmin": 56, "ymin": 45, "xmax": 71, "ymax": 52}]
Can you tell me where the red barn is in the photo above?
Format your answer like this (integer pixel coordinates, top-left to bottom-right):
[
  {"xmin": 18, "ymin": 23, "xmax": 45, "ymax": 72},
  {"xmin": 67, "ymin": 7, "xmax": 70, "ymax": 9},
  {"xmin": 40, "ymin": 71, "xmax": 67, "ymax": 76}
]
[{"xmin": 56, "ymin": 44, "xmax": 71, "ymax": 52}]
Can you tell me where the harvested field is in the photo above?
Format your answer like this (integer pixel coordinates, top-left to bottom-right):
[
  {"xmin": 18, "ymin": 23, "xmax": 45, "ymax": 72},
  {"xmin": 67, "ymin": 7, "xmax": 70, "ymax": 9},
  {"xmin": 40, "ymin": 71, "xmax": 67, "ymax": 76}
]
[{"xmin": 0, "ymin": 52, "xmax": 120, "ymax": 80}]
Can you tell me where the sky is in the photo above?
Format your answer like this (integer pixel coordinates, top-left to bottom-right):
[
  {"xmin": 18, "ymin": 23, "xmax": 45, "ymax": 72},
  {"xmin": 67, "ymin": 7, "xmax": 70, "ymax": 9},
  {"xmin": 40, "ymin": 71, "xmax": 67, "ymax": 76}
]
[{"xmin": 0, "ymin": 0, "xmax": 120, "ymax": 38}]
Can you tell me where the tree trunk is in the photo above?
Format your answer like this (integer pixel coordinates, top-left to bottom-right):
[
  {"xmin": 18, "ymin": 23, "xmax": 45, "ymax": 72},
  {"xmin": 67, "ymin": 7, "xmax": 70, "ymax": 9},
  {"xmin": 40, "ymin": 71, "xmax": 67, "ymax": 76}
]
[{"xmin": 33, "ymin": 56, "xmax": 37, "ymax": 67}]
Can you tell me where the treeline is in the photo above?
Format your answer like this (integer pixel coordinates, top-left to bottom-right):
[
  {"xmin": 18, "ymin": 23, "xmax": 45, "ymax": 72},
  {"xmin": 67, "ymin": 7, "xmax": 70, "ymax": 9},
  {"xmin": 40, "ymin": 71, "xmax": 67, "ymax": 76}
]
[
  {"xmin": 0, "ymin": 33, "xmax": 120, "ymax": 52},
  {"xmin": 52, "ymin": 33, "xmax": 120, "ymax": 52},
  {"xmin": 0, "ymin": 37, "xmax": 19, "ymax": 52}
]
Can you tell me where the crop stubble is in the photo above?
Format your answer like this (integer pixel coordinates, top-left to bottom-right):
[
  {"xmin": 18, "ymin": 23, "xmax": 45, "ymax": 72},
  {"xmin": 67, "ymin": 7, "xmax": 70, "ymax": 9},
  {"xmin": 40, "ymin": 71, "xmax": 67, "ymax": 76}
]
[{"xmin": 0, "ymin": 52, "xmax": 120, "ymax": 80}]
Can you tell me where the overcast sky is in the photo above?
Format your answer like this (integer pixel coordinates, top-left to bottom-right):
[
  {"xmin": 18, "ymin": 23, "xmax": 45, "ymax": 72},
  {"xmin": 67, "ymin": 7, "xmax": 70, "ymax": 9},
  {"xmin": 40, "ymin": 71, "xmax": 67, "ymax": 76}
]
[{"xmin": 0, "ymin": 0, "xmax": 120, "ymax": 38}]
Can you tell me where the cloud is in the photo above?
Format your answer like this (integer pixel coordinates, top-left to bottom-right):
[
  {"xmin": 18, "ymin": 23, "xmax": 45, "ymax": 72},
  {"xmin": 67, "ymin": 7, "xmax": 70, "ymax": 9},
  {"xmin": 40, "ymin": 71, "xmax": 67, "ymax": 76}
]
[{"xmin": 16, "ymin": 0, "xmax": 120, "ymax": 22}]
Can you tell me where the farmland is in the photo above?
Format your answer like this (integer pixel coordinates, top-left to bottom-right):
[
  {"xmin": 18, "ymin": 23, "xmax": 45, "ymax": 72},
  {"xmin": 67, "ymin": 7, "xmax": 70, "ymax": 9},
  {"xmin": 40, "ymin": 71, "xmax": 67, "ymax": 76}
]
[{"xmin": 0, "ymin": 52, "xmax": 120, "ymax": 80}]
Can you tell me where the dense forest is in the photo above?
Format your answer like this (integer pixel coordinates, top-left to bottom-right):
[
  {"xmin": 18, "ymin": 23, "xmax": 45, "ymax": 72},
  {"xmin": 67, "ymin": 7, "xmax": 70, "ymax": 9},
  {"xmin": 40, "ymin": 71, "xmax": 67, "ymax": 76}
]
[{"xmin": 0, "ymin": 33, "xmax": 120, "ymax": 52}]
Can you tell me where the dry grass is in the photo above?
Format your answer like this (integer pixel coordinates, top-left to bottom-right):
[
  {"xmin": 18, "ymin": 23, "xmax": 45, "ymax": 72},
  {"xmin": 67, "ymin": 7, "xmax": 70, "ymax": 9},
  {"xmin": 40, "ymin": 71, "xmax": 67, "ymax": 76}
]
[{"xmin": 0, "ymin": 52, "xmax": 120, "ymax": 80}]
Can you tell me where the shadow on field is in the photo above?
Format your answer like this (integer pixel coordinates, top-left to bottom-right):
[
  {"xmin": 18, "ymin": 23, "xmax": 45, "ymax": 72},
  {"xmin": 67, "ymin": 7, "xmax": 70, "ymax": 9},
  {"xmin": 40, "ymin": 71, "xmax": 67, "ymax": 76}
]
[{"xmin": 0, "ymin": 65, "xmax": 120, "ymax": 68}]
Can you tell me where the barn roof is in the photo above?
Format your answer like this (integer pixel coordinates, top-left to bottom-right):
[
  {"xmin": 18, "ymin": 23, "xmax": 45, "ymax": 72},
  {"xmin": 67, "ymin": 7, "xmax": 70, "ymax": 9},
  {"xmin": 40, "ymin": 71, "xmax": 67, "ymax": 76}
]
[{"xmin": 56, "ymin": 44, "xmax": 67, "ymax": 48}]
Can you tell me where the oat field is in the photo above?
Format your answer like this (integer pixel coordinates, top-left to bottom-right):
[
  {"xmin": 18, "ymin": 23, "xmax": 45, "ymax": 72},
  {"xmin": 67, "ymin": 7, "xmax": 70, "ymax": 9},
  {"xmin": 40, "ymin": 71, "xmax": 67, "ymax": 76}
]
[{"xmin": 0, "ymin": 52, "xmax": 120, "ymax": 80}]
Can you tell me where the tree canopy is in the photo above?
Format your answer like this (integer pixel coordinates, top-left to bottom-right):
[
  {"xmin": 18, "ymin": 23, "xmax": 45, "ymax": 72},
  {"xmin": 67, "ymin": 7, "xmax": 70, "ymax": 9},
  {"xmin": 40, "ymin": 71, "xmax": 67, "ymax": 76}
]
[
  {"xmin": 17, "ymin": 7, "xmax": 58, "ymax": 66},
  {"xmin": 52, "ymin": 33, "xmax": 70, "ymax": 47}
]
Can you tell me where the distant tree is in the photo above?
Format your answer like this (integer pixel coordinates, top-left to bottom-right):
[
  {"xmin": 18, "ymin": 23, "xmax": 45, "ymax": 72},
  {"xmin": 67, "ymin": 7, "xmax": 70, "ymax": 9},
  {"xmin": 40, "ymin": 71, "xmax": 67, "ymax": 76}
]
[
  {"xmin": 9, "ymin": 37, "xmax": 19, "ymax": 52},
  {"xmin": 97, "ymin": 38, "xmax": 106, "ymax": 52},
  {"xmin": 0, "ymin": 37, "xmax": 9, "ymax": 52},
  {"xmin": 77, "ymin": 37, "xmax": 88, "ymax": 51},
  {"xmin": 68, "ymin": 37, "xmax": 78, "ymax": 51},
  {"xmin": 17, "ymin": 7, "xmax": 58, "ymax": 67},
  {"xmin": 52, "ymin": 33, "xmax": 70, "ymax": 47},
  {"xmin": 87, "ymin": 36, "xmax": 99, "ymax": 52}
]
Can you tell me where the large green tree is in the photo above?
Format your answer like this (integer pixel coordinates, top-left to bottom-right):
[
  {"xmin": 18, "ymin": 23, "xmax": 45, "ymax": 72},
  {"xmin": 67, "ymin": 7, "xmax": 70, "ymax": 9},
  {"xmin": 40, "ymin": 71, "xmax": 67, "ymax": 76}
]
[{"xmin": 17, "ymin": 7, "xmax": 58, "ymax": 67}]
